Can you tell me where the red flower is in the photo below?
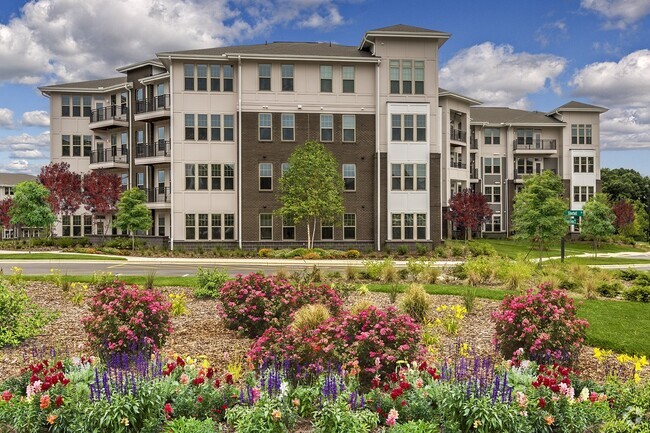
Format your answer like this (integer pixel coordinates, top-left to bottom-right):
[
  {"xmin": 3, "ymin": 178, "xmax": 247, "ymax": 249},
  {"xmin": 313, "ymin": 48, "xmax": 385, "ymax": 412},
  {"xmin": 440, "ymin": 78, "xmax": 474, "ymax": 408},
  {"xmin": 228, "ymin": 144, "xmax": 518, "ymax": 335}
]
[
  {"xmin": 164, "ymin": 403, "xmax": 173, "ymax": 417},
  {"xmin": 1, "ymin": 390, "xmax": 12, "ymax": 402},
  {"xmin": 214, "ymin": 379, "xmax": 221, "ymax": 388},
  {"xmin": 225, "ymin": 373, "xmax": 233, "ymax": 385},
  {"xmin": 192, "ymin": 376, "xmax": 205, "ymax": 386},
  {"xmin": 176, "ymin": 356, "xmax": 185, "ymax": 368},
  {"xmin": 55, "ymin": 395, "xmax": 64, "ymax": 407},
  {"xmin": 538, "ymin": 397, "xmax": 546, "ymax": 409},
  {"xmin": 390, "ymin": 387, "xmax": 403, "ymax": 400},
  {"xmin": 400, "ymin": 399, "xmax": 407, "ymax": 406},
  {"xmin": 197, "ymin": 396, "xmax": 203, "ymax": 403}
]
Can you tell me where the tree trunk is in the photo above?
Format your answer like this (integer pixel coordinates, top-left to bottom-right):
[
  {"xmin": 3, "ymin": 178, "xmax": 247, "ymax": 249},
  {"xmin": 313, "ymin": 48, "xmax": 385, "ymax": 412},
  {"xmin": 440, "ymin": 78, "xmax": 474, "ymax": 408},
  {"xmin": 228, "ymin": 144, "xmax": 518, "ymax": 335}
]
[
  {"xmin": 131, "ymin": 231, "xmax": 135, "ymax": 251},
  {"xmin": 306, "ymin": 222, "xmax": 312, "ymax": 250},
  {"xmin": 466, "ymin": 227, "xmax": 473, "ymax": 241}
]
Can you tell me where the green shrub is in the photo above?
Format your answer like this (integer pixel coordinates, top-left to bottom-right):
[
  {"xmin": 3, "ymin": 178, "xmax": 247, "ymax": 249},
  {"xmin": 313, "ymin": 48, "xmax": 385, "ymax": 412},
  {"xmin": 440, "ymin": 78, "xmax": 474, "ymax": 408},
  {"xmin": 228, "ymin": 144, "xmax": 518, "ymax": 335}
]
[
  {"xmin": 623, "ymin": 285, "xmax": 650, "ymax": 303},
  {"xmin": 258, "ymin": 248, "xmax": 273, "ymax": 257},
  {"xmin": 346, "ymin": 249, "xmax": 361, "ymax": 259},
  {"xmin": 415, "ymin": 243, "xmax": 429, "ymax": 256},
  {"xmin": 345, "ymin": 266, "xmax": 358, "ymax": 281},
  {"xmin": 0, "ymin": 281, "xmax": 54, "ymax": 347},
  {"xmin": 596, "ymin": 281, "xmax": 623, "ymax": 298},
  {"xmin": 467, "ymin": 242, "xmax": 497, "ymax": 257},
  {"xmin": 497, "ymin": 259, "xmax": 535, "ymax": 291},
  {"xmin": 464, "ymin": 256, "xmax": 502, "ymax": 286},
  {"xmin": 618, "ymin": 268, "xmax": 641, "ymax": 281},
  {"xmin": 104, "ymin": 236, "xmax": 145, "ymax": 250},
  {"xmin": 462, "ymin": 286, "xmax": 478, "ymax": 313},
  {"xmin": 406, "ymin": 258, "xmax": 440, "ymax": 284},
  {"xmin": 397, "ymin": 245, "xmax": 409, "ymax": 256},
  {"xmin": 292, "ymin": 304, "xmax": 331, "ymax": 331},
  {"xmin": 635, "ymin": 273, "xmax": 650, "ymax": 286},
  {"xmin": 313, "ymin": 399, "xmax": 378, "ymax": 433},
  {"xmin": 390, "ymin": 421, "xmax": 441, "ymax": 433},
  {"xmin": 362, "ymin": 258, "xmax": 395, "ymax": 281},
  {"xmin": 166, "ymin": 417, "xmax": 217, "ymax": 433},
  {"xmin": 381, "ymin": 261, "xmax": 399, "ymax": 284},
  {"xmin": 194, "ymin": 267, "xmax": 229, "ymax": 298},
  {"xmin": 400, "ymin": 283, "xmax": 431, "ymax": 323}
]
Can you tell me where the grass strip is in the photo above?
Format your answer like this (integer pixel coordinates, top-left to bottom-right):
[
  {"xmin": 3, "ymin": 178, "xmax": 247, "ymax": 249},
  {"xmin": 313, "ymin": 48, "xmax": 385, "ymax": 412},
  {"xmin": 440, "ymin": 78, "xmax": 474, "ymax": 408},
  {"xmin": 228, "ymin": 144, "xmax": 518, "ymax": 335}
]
[{"xmin": 0, "ymin": 253, "xmax": 126, "ymax": 261}]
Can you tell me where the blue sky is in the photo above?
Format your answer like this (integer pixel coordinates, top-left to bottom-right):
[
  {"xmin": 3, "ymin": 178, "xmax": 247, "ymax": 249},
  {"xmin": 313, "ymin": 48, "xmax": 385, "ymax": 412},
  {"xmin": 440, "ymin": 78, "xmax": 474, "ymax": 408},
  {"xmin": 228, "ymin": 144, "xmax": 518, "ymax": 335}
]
[{"xmin": 1, "ymin": 0, "xmax": 649, "ymax": 175}]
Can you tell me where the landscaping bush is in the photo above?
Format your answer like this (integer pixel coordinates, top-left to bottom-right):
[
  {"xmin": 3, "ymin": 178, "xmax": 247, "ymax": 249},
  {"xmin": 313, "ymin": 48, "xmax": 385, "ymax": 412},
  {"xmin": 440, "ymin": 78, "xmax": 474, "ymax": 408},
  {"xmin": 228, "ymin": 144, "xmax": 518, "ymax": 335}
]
[
  {"xmin": 596, "ymin": 281, "xmax": 623, "ymax": 298},
  {"xmin": 0, "ymin": 280, "xmax": 53, "ymax": 347},
  {"xmin": 346, "ymin": 249, "xmax": 361, "ymax": 259},
  {"xmin": 497, "ymin": 259, "xmax": 535, "ymax": 291},
  {"xmin": 467, "ymin": 242, "xmax": 497, "ymax": 257},
  {"xmin": 617, "ymin": 268, "xmax": 641, "ymax": 281},
  {"xmin": 400, "ymin": 284, "xmax": 431, "ymax": 323},
  {"xmin": 492, "ymin": 283, "xmax": 589, "ymax": 365},
  {"xmin": 194, "ymin": 267, "xmax": 229, "ymax": 298},
  {"xmin": 217, "ymin": 273, "xmax": 342, "ymax": 338},
  {"xmin": 103, "ymin": 236, "xmax": 145, "ymax": 250},
  {"xmin": 291, "ymin": 304, "xmax": 331, "ymax": 331},
  {"xmin": 634, "ymin": 272, "xmax": 650, "ymax": 286},
  {"xmin": 362, "ymin": 258, "xmax": 395, "ymax": 281},
  {"xmin": 166, "ymin": 417, "xmax": 217, "ymax": 433},
  {"xmin": 81, "ymin": 281, "xmax": 172, "ymax": 359},
  {"xmin": 464, "ymin": 255, "xmax": 502, "ymax": 286},
  {"xmin": 623, "ymin": 285, "xmax": 650, "ymax": 303}
]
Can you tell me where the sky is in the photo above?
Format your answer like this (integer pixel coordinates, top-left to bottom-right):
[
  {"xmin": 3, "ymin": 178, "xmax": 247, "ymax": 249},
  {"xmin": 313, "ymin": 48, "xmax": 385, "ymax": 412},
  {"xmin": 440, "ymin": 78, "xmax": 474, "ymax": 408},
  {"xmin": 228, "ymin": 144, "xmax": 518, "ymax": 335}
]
[{"xmin": 0, "ymin": 0, "xmax": 649, "ymax": 176}]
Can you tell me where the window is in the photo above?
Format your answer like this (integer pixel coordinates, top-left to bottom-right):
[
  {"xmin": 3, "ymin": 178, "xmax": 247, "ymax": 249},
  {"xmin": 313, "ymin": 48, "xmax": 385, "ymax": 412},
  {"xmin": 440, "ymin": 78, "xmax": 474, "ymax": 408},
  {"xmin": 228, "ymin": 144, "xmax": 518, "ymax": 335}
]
[
  {"xmin": 391, "ymin": 163, "xmax": 426, "ymax": 191},
  {"xmin": 72, "ymin": 96, "xmax": 81, "ymax": 117},
  {"xmin": 342, "ymin": 66, "xmax": 355, "ymax": 93},
  {"xmin": 185, "ymin": 214, "xmax": 196, "ymax": 240},
  {"xmin": 62, "ymin": 135, "xmax": 70, "ymax": 156},
  {"xmin": 224, "ymin": 214, "xmax": 235, "ymax": 239},
  {"xmin": 343, "ymin": 164, "xmax": 356, "ymax": 191},
  {"xmin": 281, "ymin": 163, "xmax": 290, "ymax": 176},
  {"xmin": 573, "ymin": 186, "xmax": 595, "ymax": 202},
  {"xmin": 259, "ymin": 113, "xmax": 272, "ymax": 141},
  {"xmin": 320, "ymin": 65, "xmax": 333, "ymax": 92},
  {"xmin": 84, "ymin": 215, "xmax": 92, "ymax": 235},
  {"xmin": 484, "ymin": 157, "xmax": 501, "ymax": 174},
  {"xmin": 484, "ymin": 186, "xmax": 501, "ymax": 203},
  {"xmin": 390, "ymin": 60, "xmax": 424, "ymax": 94},
  {"xmin": 62, "ymin": 96, "xmax": 70, "ymax": 117},
  {"xmin": 282, "ymin": 217, "xmax": 295, "ymax": 240},
  {"xmin": 197, "ymin": 64, "xmax": 207, "ymax": 91},
  {"xmin": 484, "ymin": 128, "xmax": 500, "ymax": 145},
  {"xmin": 281, "ymin": 64, "xmax": 294, "ymax": 91},
  {"xmin": 404, "ymin": 115, "xmax": 414, "ymax": 141},
  {"xmin": 392, "ymin": 115, "xmax": 402, "ymax": 141},
  {"xmin": 196, "ymin": 214, "xmax": 208, "ymax": 239},
  {"xmin": 259, "ymin": 163, "xmax": 273, "ymax": 190},
  {"xmin": 62, "ymin": 215, "xmax": 71, "ymax": 236},
  {"xmin": 184, "ymin": 64, "xmax": 194, "ymax": 91},
  {"xmin": 211, "ymin": 164, "xmax": 221, "ymax": 190},
  {"xmin": 281, "ymin": 113, "xmax": 294, "ymax": 141},
  {"xmin": 571, "ymin": 124, "xmax": 592, "ymax": 145},
  {"xmin": 416, "ymin": 115, "xmax": 426, "ymax": 141},
  {"xmin": 260, "ymin": 214, "xmax": 273, "ymax": 240},
  {"xmin": 72, "ymin": 135, "xmax": 81, "ymax": 157},
  {"xmin": 211, "ymin": 114, "xmax": 221, "ymax": 141},
  {"xmin": 258, "ymin": 64, "xmax": 271, "ymax": 91},
  {"xmin": 158, "ymin": 216, "xmax": 165, "ymax": 236},
  {"xmin": 391, "ymin": 114, "xmax": 426, "ymax": 142},
  {"xmin": 343, "ymin": 214, "xmax": 356, "ymax": 240},
  {"xmin": 211, "ymin": 214, "xmax": 221, "ymax": 240},
  {"xmin": 158, "ymin": 170, "xmax": 165, "ymax": 192},
  {"xmin": 136, "ymin": 172, "xmax": 145, "ymax": 189},
  {"xmin": 417, "ymin": 214, "xmax": 426, "ymax": 239},
  {"xmin": 210, "ymin": 213, "xmax": 235, "ymax": 240},
  {"xmin": 83, "ymin": 135, "xmax": 92, "ymax": 157},
  {"xmin": 321, "ymin": 223, "xmax": 334, "ymax": 240},
  {"xmin": 198, "ymin": 164, "xmax": 208, "ymax": 190},
  {"xmin": 573, "ymin": 156, "xmax": 594, "ymax": 173},
  {"xmin": 516, "ymin": 158, "xmax": 535, "ymax": 175},
  {"xmin": 223, "ymin": 65, "xmax": 234, "ymax": 92},
  {"xmin": 391, "ymin": 213, "xmax": 425, "ymax": 240},
  {"xmin": 83, "ymin": 96, "xmax": 92, "ymax": 117},
  {"xmin": 224, "ymin": 164, "xmax": 234, "ymax": 190},
  {"xmin": 185, "ymin": 164, "xmax": 195, "ymax": 190},
  {"xmin": 416, "ymin": 164, "xmax": 426, "ymax": 190},
  {"xmin": 342, "ymin": 115, "xmax": 356, "ymax": 142},
  {"xmin": 210, "ymin": 164, "xmax": 235, "ymax": 190},
  {"xmin": 197, "ymin": 114, "xmax": 208, "ymax": 140},
  {"xmin": 210, "ymin": 65, "xmax": 220, "ymax": 91},
  {"xmin": 320, "ymin": 114, "xmax": 333, "ymax": 142},
  {"xmin": 485, "ymin": 215, "xmax": 502, "ymax": 232},
  {"xmin": 224, "ymin": 115, "xmax": 234, "ymax": 141},
  {"xmin": 185, "ymin": 114, "xmax": 195, "ymax": 140}
]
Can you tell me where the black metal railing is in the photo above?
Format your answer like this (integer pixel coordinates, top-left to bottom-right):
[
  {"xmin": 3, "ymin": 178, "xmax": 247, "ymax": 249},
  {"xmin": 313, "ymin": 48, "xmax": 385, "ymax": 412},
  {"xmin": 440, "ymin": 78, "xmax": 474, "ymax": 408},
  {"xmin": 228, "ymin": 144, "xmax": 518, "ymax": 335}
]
[
  {"xmin": 90, "ymin": 147, "xmax": 129, "ymax": 164},
  {"xmin": 139, "ymin": 187, "xmax": 171, "ymax": 203},
  {"xmin": 470, "ymin": 138, "xmax": 478, "ymax": 149},
  {"xmin": 470, "ymin": 168, "xmax": 479, "ymax": 179},
  {"xmin": 450, "ymin": 128, "xmax": 467, "ymax": 142},
  {"xmin": 135, "ymin": 141, "xmax": 170, "ymax": 158},
  {"xmin": 513, "ymin": 139, "xmax": 557, "ymax": 150},
  {"xmin": 135, "ymin": 94, "xmax": 170, "ymax": 114},
  {"xmin": 90, "ymin": 105, "xmax": 128, "ymax": 123},
  {"xmin": 515, "ymin": 168, "xmax": 557, "ymax": 179},
  {"xmin": 449, "ymin": 161, "xmax": 467, "ymax": 169}
]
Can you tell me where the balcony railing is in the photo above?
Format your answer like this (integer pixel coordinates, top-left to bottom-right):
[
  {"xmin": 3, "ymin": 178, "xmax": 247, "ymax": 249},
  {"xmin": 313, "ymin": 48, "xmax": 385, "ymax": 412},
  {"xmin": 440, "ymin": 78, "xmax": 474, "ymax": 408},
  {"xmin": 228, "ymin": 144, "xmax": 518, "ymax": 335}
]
[
  {"xmin": 515, "ymin": 168, "xmax": 557, "ymax": 179},
  {"xmin": 513, "ymin": 139, "xmax": 557, "ymax": 151},
  {"xmin": 470, "ymin": 138, "xmax": 478, "ymax": 149},
  {"xmin": 135, "ymin": 94, "xmax": 170, "ymax": 114},
  {"xmin": 90, "ymin": 147, "xmax": 129, "ymax": 165},
  {"xmin": 450, "ymin": 128, "xmax": 467, "ymax": 142},
  {"xmin": 90, "ymin": 105, "xmax": 128, "ymax": 123},
  {"xmin": 449, "ymin": 161, "xmax": 467, "ymax": 169},
  {"xmin": 139, "ymin": 187, "xmax": 171, "ymax": 203},
  {"xmin": 470, "ymin": 168, "xmax": 479, "ymax": 179},
  {"xmin": 135, "ymin": 141, "xmax": 170, "ymax": 159}
]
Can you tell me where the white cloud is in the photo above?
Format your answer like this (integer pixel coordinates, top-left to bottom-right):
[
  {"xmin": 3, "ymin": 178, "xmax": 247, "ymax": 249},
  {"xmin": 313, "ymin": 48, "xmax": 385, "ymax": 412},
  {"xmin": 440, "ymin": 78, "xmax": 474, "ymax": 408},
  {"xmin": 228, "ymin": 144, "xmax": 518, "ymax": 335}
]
[
  {"xmin": 21, "ymin": 110, "xmax": 50, "ymax": 127},
  {"xmin": 0, "ymin": 108, "xmax": 14, "ymax": 128},
  {"xmin": 570, "ymin": 49, "xmax": 650, "ymax": 150},
  {"xmin": 1, "ymin": 159, "xmax": 31, "ymax": 174},
  {"xmin": 11, "ymin": 149, "xmax": 44, "ymax": 159},
  {"xmin": 535, "ymin": 20, "xmax": 568, "ymax": 48},
  {"xmin": 440, "ymin": 42, "xmax": 567, "ymax": 109},
  {"xmin": 298, "ymin": 6, "xmax": 345, "ymax": 29},
  {"xmin": 581, "ymin": 0, "xmax": 650, "ymax": 29},
  {"xmin": 0, "ymin": 131, "xmax": 50, "ymax": 151},
  {"xmin": 0, "ymin": 0, "xmax": 351, "ymax": 85}
]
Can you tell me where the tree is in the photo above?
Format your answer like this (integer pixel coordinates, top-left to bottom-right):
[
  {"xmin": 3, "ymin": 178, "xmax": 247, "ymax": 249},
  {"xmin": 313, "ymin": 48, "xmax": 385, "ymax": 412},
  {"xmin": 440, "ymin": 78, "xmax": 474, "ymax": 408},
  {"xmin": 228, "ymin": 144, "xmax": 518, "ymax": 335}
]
[
  {"xmin": 277, "ymin": 140, "xmax": 344, "ymax": 249},
  {"xmin": 446, "ymin": 189, "xmax": 493, "ymax": 240},
  {"xmin": 37, "ymin": 162, "xmax": 82, "ymax": 216},
  {"xmin": 9, "ymin": 182, "xmax": 57, "ymax": 251},
  {"xmin": 0, "ymin": 198, "xmax": 12, "ymax": 230},
  {"xmin": 82, "ymin": 171, "xmax": 122, "ymax": 236},
  {"xmin": 113, "ymin": 187, "xmax": 152, "ymax": 250},
  {"xmin": 581, "ymin": 194, "xmax": 615, "ymax": 257},
  {"xmin": 512, "ymin": 170, "xmax": 568, "ymax": 265},
  {"xmin": 601, "ymin": 168, "xmax": 650, "ymax": 203},
  {"xmin": 612, "ymin": 199, "xmax": 635, "ymax": 234}
]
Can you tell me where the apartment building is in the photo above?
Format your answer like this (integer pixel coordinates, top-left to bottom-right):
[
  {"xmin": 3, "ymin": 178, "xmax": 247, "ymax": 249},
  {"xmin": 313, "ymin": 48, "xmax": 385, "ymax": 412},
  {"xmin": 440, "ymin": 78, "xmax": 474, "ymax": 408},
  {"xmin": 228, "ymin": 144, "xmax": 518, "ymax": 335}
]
[
  {"xmin": 39, "ymin": 24, "xmax": 605, "ymax": 248},
  {"xmin": 0, "ymin": 173, "xmax": 37, "ymax": 239}
]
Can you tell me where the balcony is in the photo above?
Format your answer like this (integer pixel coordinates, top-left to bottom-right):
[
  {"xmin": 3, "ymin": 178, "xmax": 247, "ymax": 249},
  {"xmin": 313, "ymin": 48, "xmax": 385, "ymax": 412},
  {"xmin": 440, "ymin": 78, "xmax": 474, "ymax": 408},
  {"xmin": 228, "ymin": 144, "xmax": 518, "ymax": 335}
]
[
  {"xmin": 470, "ymin": 138, "xmax": 478, "ymax": 150},
  {"xmin": 513, "ymin": 139, "xmax": 557, "ymax": 153},
  {"xmin": 140, "ymin": 187, "xmax": 171, "ymax": 209},
  {"xmin": 450, "ymin": 128, "xmax": 467, "ymax": 143},
  {"xmin": 134, "ymin": 95, "xmax": 171, "ymax": 122},
  {"xmin": 470, "ymin": 168, "xmax": 479, "ymax": 180},
  {"xmin": 89, "ymin": 147, "xmax": 129, "ymax": 170},
  {"xmin": 514, "ymin": 168, "xmax": 557, "ymax": 181},
  {"xmin": 88, "ymin": 105, "xmax": 129, "ymax": 130},
  {"xmin": 134, "ymin": 141, "xmax": 171, "ymax": 165},
  {"xmin": 449, "ymin": 161, "xmax": 467, "ymax": 169}
]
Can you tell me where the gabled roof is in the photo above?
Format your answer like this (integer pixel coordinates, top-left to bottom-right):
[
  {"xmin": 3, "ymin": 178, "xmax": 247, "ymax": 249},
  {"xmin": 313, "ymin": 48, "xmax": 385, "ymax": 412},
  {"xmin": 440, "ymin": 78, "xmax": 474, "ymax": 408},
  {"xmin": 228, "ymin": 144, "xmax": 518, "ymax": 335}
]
[
  {"xmin": 470, "ymin": 107, "xmax": 565, "ymax": 126},
  {"xmin": 158, "ymin": 42, "xmax": 374, "ymax": 60},
  {"xmin": 362, "ymin": 23, "xmax": 451, "ymax": 50},
  {"xmin": 439, "ymin": 88, "xmax": 482, "ymax": 105},
  {"xmin": 548, "ymin": 100, "xmax": 608, "ymax": 114},
  {"xmin": 0, "ymin": 173, "xmax": 36, "ymax": 186},
  {"xmin": 367, "ymin": 24, "xmax": 448, "ymax": 34},
  {"xmin": 39, "ymin": 77, "xmax": 127, "ymax": 94},
  {"xmin": 116, "ymin": 58, "xmax": 164, "ymax": 73}
]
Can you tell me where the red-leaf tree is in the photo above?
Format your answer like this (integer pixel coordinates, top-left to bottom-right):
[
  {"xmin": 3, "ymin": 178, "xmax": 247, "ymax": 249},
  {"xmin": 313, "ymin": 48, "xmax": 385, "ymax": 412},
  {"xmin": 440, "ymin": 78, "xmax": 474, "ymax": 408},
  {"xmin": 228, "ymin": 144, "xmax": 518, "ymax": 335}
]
[
  {"xmin": 0, "ymin": 198, "xmax": 12, "ymax": 229},
  {"xmin": 37, "ymin": 162, "xmax": 82, "ymax": 215},
  {"xmin": 82, "ymin": 171, "xmax": 123, "ymax": 236},
  {"xmin": 446, "ymin": 189, "xmax": 493, "ymax": 240},
  {"xmin": 612, "ymin": 199, "xmax": 635, "ymax": 233}
]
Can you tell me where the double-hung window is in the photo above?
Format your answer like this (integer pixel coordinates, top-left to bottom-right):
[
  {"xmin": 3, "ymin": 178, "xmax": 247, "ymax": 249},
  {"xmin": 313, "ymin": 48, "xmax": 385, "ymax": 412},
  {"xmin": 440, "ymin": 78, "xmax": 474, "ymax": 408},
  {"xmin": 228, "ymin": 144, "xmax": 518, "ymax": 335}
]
[
  {"xmin": 198, "ymin": 214, "xmax": 209, "ymax": 239},
  {"xmin": 184, "ymin": 64, "xmax": 194, "ymax": 91},
  {"xmin": 197, "ymin": 114, "xmax": 208, "ymax": 140},
  {"xmin": 223, "ymin": 65, "xmax": 234, "ymax": 92},
  {"xmin": 185, "ymin": 164, "xmax": 196, "ymax": 190},
  {"xmin": 342, "ymin": 66, "xmax": 355, "ymax": 93},
  {"xmin": 260, "ymin": 214, "xmax": 273, "ymax": 240},
  {"xmin": 185, "ymin": 214, "xmax": 196, "ymax": 240},
  {"xmin": 197, "ymin": 65, "xmax": 207, "ymax": 91},
  {"xmin": 281, "ymin": 64, "xmax": 294, "ymax": 91},
  {"xmin": 185, "ymin": 114, "xmax": 195, "ymax": 140},
  {"xmin": 484, "ymin": 186, "xmax": 501, "ymax": 203},
  {"xmin": 342, "ymin": 164, "xmax": 356, "ymax": 191},
  {"xmin": 259, "ymin": 163, "xmax": 273, "ymax": 190},
  {"xmin": 343, "ymin": 214, "xmax": 356, "ymax": 240},
  {"xmin": 320, "ymin": 65, "xmax": 333, "ymax": 92},
  {"xmin": 210, "ymin": 65, "xmax": 220, "ymax": 91},
  {"xmin": 484, "ymin": 128, "xmax": 500, "ymax": 145},
  {"xmin": 259, "ymin": 113, "xmax": 272, "ymax": 141},
  {"xmin": 484, "ymin": 157, "xmax": 501, "ymax": 174},
  {"xmin": 320, "ymin": 114, "xmax": 333, "ymax": 142},
  {"xmin": 258, "ymin": 64, "xmax": 271, "ymax": 91},
  {"xmin": 342, "ymin": 115, "xmax": 356, "ymax": 142},
  {"xmin": 281, "ymin": 113, "xmax": 295, "ymax": 141},
  {"xmin": 282, "ymin": 217, "xmax": 295, "ymax": 240},
  {"xmin": 197, "ymin": 164, "xmax": 208, "ymax": 190},
  {"xmin": 211, "ymin": 115, "xmax": 221, "ymax": 141}
]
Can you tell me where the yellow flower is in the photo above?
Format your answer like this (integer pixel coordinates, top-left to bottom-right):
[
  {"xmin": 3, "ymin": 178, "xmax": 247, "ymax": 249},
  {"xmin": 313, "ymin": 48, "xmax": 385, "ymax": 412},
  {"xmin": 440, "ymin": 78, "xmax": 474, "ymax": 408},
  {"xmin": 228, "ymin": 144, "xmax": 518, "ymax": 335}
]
[
  {"xmin": 120, "ymin": 418, "xmax": 129, "ymax": 426},
  {"xmin": 545, "ymin": 415, "xmax": 555, "ymax": 425},
  {"xmin": 272, "ymin": 409, "xmax": 282, "ymax": 420}
]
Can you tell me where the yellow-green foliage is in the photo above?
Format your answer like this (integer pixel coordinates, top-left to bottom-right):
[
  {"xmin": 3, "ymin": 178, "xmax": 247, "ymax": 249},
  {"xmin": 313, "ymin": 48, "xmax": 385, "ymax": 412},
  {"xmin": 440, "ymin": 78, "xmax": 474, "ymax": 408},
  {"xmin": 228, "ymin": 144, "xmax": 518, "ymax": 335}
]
[
  {"xmin": 68, "ymin": 282, "xmax": 89, "ymax": 305},
  {"xmin": 406, "ymin": 258, "xmax": 441, "ymax": 284},
  {"xmin": 464, "ymin": 256, "xmax": 503, "ymax": 286},
  {"xmin": 434, "ymin": 304, "xmax": 467, "ymax": 335},
  {"xmin": 362, "ymin": 258, "xmax": 395, "ymax": 281},
  {"xmin": 169, "ymin": 292, "xmax": 189, "ymax": 316},
  {"xmin": 400, "ymin": 283, "xmax": 431, "ymax": 323},
  {"xmin": 381, "ymin": 262, "xmax": 399, "ymax": 284},
  {"xmin": 350, "ymin": 299, "xmax": 374, "ymax": 315},
  {"xmin": 497, "ymin": 258, "xmax": 535, "ymax": 291},
  {"xmin": 292, "ymin": 304, "xmax": 331, "ymax": 331}
]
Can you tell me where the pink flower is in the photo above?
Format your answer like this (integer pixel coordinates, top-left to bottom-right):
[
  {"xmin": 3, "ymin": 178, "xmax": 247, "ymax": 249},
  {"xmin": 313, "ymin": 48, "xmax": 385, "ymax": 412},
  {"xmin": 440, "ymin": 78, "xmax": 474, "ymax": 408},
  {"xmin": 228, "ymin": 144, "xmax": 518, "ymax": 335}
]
[{"xmin": 386, "ymin": 408, "xmax": 399, "ymax": 426}]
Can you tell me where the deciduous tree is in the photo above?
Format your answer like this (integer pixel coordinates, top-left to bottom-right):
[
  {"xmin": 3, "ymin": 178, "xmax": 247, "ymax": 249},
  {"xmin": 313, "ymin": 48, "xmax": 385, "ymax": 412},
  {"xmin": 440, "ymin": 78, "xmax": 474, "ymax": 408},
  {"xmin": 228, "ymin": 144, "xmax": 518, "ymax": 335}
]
[
  {"xmin": 37, "ymin": 162, "xmax": 82, "ymax": 216},
  {"xmin": 113, "ymin": 188, "xmax": 152, "ymax": 250},
  {"xmin": 0, "ymin": 198, "xmax": 12, "ymax": 230},
  {"xmin": 512, "ymin": 170, "xmax": 568, "ymax": 265},
  {"xmin": 446, "ymin": 189, "xmax": 493, "ymax": 240},
  {"xmin": 82, "ymin": 171, "xmax": 122, "ymax": 236},
  {"xmin": 581, "ymin": 194, "xmax": 615, "ymax": 257},
  {"xmin": 277, "ymin": 141, "xmax": 344, "ymax": 249},
  {"xmin": 601, "ymin": 168, "xmax": 650, "ymax": 203},
  {"xmin": 612, "ymin": 199, "xmax": 635, "ymax": 234},
  {"xmin": 9, "ymin": 181, "xmax": 57, "ymax": 251}
]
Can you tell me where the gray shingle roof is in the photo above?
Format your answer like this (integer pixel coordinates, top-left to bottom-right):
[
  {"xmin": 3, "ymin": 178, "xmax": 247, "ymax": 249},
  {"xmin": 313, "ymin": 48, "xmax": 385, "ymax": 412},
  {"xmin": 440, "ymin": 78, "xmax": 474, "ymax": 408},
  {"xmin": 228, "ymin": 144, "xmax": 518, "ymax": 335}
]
[
  {"xmin": 160, "ymin": 42, "xmax": 373, "ymax": 58},
  {"xmin": 0, "ymin": 173, "xmax": 36, "ymax": 186},
  {"xmin": 470, "ymin": 107, "xmax": 564, "ymax": 125},
  {"xmin": 551, "ymin": 100, "xmax": 608, "ymax": 112},
  {"xmin": 39, "ymin": 77, "xmax": 126, "ymax": 92},
  {"xmin": 367, "ymin": 24, "xmax": 448, "ymax": 34}
]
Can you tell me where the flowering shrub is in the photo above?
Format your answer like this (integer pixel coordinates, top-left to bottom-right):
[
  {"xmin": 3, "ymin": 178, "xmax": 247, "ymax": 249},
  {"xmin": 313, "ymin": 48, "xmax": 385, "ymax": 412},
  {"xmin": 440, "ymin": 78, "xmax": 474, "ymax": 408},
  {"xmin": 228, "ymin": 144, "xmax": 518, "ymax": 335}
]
[
  {"xmin": 81, "ymin": 281, "xmax": 172, "ymax": 359},
  {"xmin": 492, "ymin": 283, "xmax": 588, "ymax": 365},
  {"xmin": 217, "ymin": 273, "xmax": 342, "ymax": 338},
  {"xmin": 249, "ymin": 305, "xmax": 423, "ymax": 385}
]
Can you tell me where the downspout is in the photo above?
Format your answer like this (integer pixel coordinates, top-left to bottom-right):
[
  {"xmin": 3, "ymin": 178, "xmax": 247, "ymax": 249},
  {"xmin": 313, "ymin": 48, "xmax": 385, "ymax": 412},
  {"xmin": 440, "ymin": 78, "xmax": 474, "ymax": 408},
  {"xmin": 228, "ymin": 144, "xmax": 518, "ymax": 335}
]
[
  {"xmin": 237, "ymin": 55, "xmax": 243, "ymax": 249},
  {"xmin": 125, "ymin": 83, "xmax": 133, "ymax": 188},
  {"xmin": 168, "ymin": 56, "xmax": 174, "ymax": 251},
  {"xmin": 375, "ymin": 58, "xmax": 381, "ymax": 251}
]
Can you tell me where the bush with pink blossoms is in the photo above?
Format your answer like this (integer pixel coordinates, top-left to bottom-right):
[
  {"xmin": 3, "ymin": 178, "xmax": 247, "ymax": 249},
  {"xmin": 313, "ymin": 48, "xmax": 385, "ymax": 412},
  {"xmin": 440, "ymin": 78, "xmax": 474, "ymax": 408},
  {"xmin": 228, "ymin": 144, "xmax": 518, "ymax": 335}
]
[
  {"xmin": 81, "ymin": 281, "xmax": 172, "ymax": 359},
  {"xmin": 217, "ymin": 272, "xmax": 342, "ymax": 338},
  {"xmin": 492, "ymin": 283, "xmax": 588, "ymax": 365},
  {"xmin": 248, "ymin": 305, "xmax": 424, "ymax": 386}
]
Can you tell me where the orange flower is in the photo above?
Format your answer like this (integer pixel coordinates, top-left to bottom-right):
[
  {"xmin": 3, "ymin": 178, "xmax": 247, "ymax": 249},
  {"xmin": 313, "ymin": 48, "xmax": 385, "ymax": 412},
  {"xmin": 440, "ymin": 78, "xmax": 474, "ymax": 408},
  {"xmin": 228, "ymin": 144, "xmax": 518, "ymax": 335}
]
[
  {"xmin": 39, "ymin": 395, "xmax": 51, "ymax": 410},
  {"xmin": 47, "ymin": 414, "xmax": 58, "ymax": 424},
  {"xmin": 272, "ymin": 409, "xmax": 282, "ymax": 420},
  {"xmin": 545, "ymin": 415, "xmax": 555, "ymax": 426}
]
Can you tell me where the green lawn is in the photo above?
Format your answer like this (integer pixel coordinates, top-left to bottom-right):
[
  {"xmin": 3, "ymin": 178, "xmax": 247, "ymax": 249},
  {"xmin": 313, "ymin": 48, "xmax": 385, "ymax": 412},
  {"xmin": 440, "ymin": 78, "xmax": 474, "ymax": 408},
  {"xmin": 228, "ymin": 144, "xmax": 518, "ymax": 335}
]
[
  {"xmin": 548, "ymin": 257, "xmax": 650, "ymax": 266},
  {"xmin": 0, "ymin": 253, "xmax": 126, "ymax": 261},
  {"xmin": 470, "ymin": 238, "xmax": 647, "ymax": 259},
  {"xmin": 25, "ymin": 274, "xmax": 192, "ymax": 286}
]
